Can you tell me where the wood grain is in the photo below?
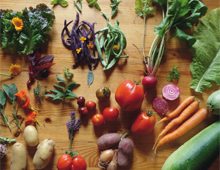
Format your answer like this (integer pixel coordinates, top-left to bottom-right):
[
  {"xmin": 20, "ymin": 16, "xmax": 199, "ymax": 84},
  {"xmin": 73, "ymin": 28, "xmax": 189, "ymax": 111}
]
[{"xmin": 0, "ymin": 0, "xmax": 219, "ymax": 170}]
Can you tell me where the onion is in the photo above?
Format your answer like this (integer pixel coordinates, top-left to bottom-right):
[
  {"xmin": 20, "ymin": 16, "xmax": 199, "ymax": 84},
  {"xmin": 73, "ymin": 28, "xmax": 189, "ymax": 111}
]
[
  {"xmin": 152, "ymin": 97, "xmax": 169, "ymax": 116},
  {"xmin": 162, "ymin": 84, "xmax": 180, "ymax": 101}
]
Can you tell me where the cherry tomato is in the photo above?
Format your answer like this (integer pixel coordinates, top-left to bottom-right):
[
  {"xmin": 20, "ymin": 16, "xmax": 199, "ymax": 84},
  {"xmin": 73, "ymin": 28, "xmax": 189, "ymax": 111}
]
[
  {"xmin": 92, "ymin": 114, "xmax": 105, "ymax": 126},
  {"xmin": 57, "ymin": 154, "xmax": 72, "ymax": 170},
  {"xmin": 131, "ymin": 111, "xmax": 156, "ymax": 135},
  {"xmin": 115, "ymin": 80, "xmax": 144, "ymax": 112},
  {"xmin": 96, "ymin": 87, "xmax": 111, "ymax": 101},
  {"xmin": 78, "ymin": 107, "xmax": 89, "ymax": 115},
  {"xmin": 71, "ymin": 155, "xmax": 87, "ymax": 170},
  {"xmin": 85, "ymin": 101, "xmax": 96, "ymax": 111},
  {"xmin": 102, "ymin": 107, "xmax": 119, "ymax": 121},
  {"xmin": 77, "ymin": 96, "xmax": 85, "ymax": 107}
]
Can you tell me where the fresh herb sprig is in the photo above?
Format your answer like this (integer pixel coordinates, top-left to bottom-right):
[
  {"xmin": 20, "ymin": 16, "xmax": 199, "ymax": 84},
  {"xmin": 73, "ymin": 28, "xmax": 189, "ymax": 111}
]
[
  {"xmin": 51, "ymin": 0, "xmax": 68, "ymax": 8},
  {"xmin": 45, "ymin": 68, "xmax": 80, "ymax": 102},
  {"xmin": 95, "ymin": 15, "xmax": 128, "ymax": 70},
  {"xmin": 167, "ymin": 66, "xmax": 180, "ymax": 82},
  {"xmin": 0, "ymin": 136, "xmax": 16, "ymax": 144},
  {"xmin": 74, "ymin": 0, "xmax": 83, "ymax": 13},
  {"xmin": 110, "ymin": 0, "xmax": 121, "ymax": 18},
  {"xmin": 33, "ymin": 81, "xmax": 46, "ymax": 104},
  {"xmin": 86, "ymin": 0, "xmax": 101, "ymax": 11},
  {"xmin": 145, "ymin": 0, "xmax": 207, "ymax": 76}
]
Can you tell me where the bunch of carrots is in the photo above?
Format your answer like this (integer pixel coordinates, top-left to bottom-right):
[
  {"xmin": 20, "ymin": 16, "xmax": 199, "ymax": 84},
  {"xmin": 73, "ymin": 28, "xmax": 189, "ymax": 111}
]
[
  {"xmin": 15, "ymin": 90, "xmax": 37, "ymax": 126},
  {"xmin": 153, "ymin": 96, "xmax": 208, "ymax": 153}
]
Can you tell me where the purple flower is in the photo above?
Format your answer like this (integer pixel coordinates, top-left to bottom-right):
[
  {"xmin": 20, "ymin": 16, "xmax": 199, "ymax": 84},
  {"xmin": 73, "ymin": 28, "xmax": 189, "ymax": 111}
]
[{"xmin": 66, "ymin": 112, "xmax": 80, "ymax": 149}]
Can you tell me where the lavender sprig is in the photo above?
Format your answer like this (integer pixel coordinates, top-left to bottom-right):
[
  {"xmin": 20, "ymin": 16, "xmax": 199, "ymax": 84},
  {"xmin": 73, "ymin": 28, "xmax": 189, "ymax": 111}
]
[{"xmin": 66, "ymin": 112, "xmax": 80, "ymax": 150}]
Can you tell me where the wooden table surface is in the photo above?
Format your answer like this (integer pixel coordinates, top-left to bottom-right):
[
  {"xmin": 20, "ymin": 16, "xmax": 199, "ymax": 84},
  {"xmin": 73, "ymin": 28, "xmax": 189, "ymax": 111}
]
[{"xmin": 0, "ymin": 0, "xmax": 219, "ymax": 170}]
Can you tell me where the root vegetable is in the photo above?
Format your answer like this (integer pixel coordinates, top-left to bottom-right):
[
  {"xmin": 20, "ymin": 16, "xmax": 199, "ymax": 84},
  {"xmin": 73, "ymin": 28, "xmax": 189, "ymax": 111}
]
[
  {"xmin": 33, "ymin": 139, "xmax": 55, "ymax": 169},
  {"xmin": 10, "ymin": 142, "xmax": 27, "ymax": 170},
  {"xmin": 97, "ymin": 133, "xmax": 121, "ymax": 151},
  {"xmin": 162, "ymin": 84, "xmax": 180, "ymax": 101},
  {"xmin": 154, "ymin": 108, "xmax": 208, "ymax": 152},
  {"xmin": 117, "ymin": 138, "xmax": 134, "ymax": 167},
  {"xmin": 158, "ymin": 96, "xmax": 195, "ymax": 124},
  {"xmin": 153, "ymin": 100, "xmax": 199, "ymax": 149},
  {"xmin": 99, "ymin": 149, "xmax": 115, "ymax": 169},
  {"xmin": 152, "ymin": 97, "xmax": 169, "ymax": 116},
  {"xmin": 23, "ymin": 125, "xmax": 39, "ymax": 147},
  {"xmin": 107, "ymin": 151, "xmax": 118, "ymax": 170}
]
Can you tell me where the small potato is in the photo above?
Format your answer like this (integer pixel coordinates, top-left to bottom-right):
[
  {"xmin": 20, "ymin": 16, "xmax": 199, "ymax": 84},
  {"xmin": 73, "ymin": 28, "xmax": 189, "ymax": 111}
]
[
  {"xmin": 97, "ymin": 133, "xmax": 121, "ymax": 151},
  {"xmin": 33, "ymin": 139, "xmax": 55, "ymax": 169},
  {"xmin": 10, "ymin": 142, "xmax": 27, "ymax": 170},
  {"xmin": 23, "ymin": 125, "xmax": 39, "ymax": 147}
]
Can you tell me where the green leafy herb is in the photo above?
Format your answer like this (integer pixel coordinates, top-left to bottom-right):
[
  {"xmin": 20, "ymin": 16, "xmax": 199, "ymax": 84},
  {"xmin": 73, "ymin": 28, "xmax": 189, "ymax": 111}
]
[
  {"xmin": 74, "ymin": 0, "xmax": 82, "ymax": 13},
  {"xmin": 86, "ymin": 0, "xmax": 101, "ymax": 11},
  {"xmin": 110, "ymin": 0, "xmax": 121, "ymax": 18},
  {"xmin": 0, "ymin": 136, "xmax": 16, "ymax": 144},
  {"xmin": 45, "ymin": 68, "xmax": 80, "ymax": 102},
  {"xmin": 0, "ymin": 4, "xmax": 55, "ymax": 55},
  {"xmin": 145, "ymin": 0, "xmax": 207, "ymax": 76},
  {"xmin": 95, "ymin": 19, "xmax": 128, "ymax": 70},
  {"xmin": 167, "ymin": 66, "xmax": 180, "ymax": 82},
  {"xmin": 87, "ymin": 71, "xmax": 94, "ymax": 86},
  {"xmin": 190, "ymin": 8, "xmax": 220, "ymax": 93},
  {"xmin": 51, "ymin": 0, "xmax": 68, "ymax": 7},
  {"xmin": 0, "ymin": 90, "xmax": 6, "ymax": 107},
  {"xmin": 2, "ymin": 84, "xmax": 17, "ymax": 103}
]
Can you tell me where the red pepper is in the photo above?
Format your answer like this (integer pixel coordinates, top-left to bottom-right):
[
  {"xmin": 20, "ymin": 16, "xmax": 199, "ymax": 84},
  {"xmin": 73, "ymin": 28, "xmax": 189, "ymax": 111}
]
[
  {"xmin": 115, "ymin": 80, "xmax": 144, "ymax": 112},
  {"xmin": 131, "ymin": 111, "xmax": 156, "ymax": 135},
  {"xmin": 25, "ymin": 111, "xmax": 37, "ymax": 126}
]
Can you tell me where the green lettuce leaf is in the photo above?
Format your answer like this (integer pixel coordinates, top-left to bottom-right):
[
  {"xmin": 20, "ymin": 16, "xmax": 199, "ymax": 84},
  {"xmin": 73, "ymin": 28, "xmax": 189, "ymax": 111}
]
[{"xmin": 190, "ymin": 8, "xmax": 220, "ymax": 93}]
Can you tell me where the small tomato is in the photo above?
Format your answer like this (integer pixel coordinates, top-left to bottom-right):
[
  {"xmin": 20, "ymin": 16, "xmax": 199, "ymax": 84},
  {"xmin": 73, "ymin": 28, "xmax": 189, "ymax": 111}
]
[
  {"xmin": 131, "ymin": 111, "xmax": 156, "ymax": 135},
  {"xmin": 102, "ymin": 107, "xmax": 119, "ymax": 121},
  {"xmin": 85, "ymin": 101, "xmax": 96, "ymax": 111},
  {"xmin": 57, "ymin": 154, "xmax": 72, "ymax": 170},
  {"xmin": 71, "ymin": 155, "xmax": 87, "ymax": 170},
  {"xmin": 115, "ymin": 80, "xmax": 144, "ymax": 112},
  {"xmin": 92, "ymin": 114, "xmax": 105, "ymax": 126},
  {"xmin": 78, "ymin": 107, "xmax": 89, "ymax": 115}
]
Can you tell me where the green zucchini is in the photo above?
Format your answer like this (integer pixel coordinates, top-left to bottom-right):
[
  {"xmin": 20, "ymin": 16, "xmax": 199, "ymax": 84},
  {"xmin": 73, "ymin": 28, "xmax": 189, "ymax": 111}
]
[{"xmin": 162, "ymin": 121, "xmax": 220, "ymax": 170}]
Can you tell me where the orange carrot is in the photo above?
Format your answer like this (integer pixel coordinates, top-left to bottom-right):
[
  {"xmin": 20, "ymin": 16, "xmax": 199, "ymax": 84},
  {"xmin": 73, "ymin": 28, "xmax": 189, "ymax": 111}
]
[
  {"xmin": 154, "ymin": 108, "xmax": 208, "ymax": 153},
  {"xmin": 158, "ymin": 96, "xmax": 195, "ymax": 124},
  {"xmin": 153, "ymin": 100, "xmax": 199, "ymax": 150}
]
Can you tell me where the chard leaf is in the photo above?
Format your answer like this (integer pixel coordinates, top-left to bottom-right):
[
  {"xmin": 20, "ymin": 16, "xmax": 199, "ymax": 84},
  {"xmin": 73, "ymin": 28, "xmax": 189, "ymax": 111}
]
[
  {"xmin": 2, "ymin": 84, "xmax": 18, "ymax": 103},
  {"xmin": 190, "ymin": 8, "xmax": 220, "ymax": 93}
]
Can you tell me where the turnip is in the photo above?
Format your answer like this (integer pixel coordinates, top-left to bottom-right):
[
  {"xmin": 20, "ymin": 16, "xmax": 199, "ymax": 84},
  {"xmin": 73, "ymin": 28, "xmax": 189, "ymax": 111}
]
[{"xmin": 142, "ymin": 75, "xmax": 157, "ymax": 89}]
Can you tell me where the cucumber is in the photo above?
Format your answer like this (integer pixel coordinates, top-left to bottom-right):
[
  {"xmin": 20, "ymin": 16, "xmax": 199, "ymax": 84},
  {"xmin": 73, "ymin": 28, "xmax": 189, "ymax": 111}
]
[{"xmin": 162, "ymin": 121, "xmax": 220, "ymax": 170}]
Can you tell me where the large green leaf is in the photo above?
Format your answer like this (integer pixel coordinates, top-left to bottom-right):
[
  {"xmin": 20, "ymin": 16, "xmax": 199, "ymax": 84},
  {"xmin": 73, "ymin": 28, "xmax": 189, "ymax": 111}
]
[{"xmin": 190, "ymin": 8, "xmax": 220, "ymax": 93}]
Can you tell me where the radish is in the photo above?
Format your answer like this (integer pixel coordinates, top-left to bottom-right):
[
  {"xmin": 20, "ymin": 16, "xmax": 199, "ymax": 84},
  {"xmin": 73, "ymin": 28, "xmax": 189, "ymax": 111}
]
[
  {"xmin": 142, "ymin": 76, "xmax": 157, "ymax": 89},
  {"xmin": 152, "ymin": 97, "xmax": 169, "ymax": 117},
  {"xmin": 162, "ymin": 84, "xmax": 180, "ymax": 101}
]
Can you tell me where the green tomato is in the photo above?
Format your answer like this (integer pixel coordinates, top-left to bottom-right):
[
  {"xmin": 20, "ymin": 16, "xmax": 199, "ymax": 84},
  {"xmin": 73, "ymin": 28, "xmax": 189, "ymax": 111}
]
[{"xmin": 96, "ymin": 87, "xmax": 111, "ymax": 101}]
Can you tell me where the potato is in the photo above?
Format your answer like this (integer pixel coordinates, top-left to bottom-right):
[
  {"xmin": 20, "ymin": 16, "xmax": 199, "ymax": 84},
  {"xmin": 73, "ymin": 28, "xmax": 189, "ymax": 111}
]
[
  {"xmin": 10, "ymin": 142, "xmax": 27, "ymax": 170},
  {"xmin": 117, "ymin": 138, "xmax": 134, "ymax": 168},
  {"xmin": 33, "ymin": 139, "xmax": 55, "ymax": 169},
  {"xmin": 97, "ymin": 133, "xmax": 121, "ymax": 151},
  {"xmin": 23, "ymin": 125, "xmax": 39, "ymax": 147}
]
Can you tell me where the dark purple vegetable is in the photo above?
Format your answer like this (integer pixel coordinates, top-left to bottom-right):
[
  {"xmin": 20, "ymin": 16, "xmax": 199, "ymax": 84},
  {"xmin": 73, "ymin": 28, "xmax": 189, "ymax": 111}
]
[
  {"xmin": 27, "ymin": 52, "xmax": 54, "ymax": 89},
  {"xmin": 97, "ymin": 133, "xmax": 121, "ymax": 151},
  {"xmin": 152, "ymin": 97, "xmax": 169, "ymax": 117},
  {"xmin": 117, "ymin": 138, "xmax": 134, "ymax": 167},
  {"xmin": 61, "ymin": 13, "xmax": 99, "ymax": 70},
  {"xmin": 142, "ymin": 75, "xmax": 157, "ymax": 89}
]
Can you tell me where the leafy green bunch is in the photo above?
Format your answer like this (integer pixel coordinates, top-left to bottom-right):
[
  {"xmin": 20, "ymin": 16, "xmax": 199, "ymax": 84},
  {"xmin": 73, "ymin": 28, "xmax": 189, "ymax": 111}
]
[
  {"xmin": 45, "ymin": 68, "xmax": 80, "ymax": 102},
  {"xmin": 0, "ymin": 4, "xmax": 55, "ymax": 55}
]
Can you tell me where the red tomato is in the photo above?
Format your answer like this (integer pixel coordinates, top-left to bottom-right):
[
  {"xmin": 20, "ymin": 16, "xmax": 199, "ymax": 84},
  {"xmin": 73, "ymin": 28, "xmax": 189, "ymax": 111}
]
[
  {"xmin": 71, "ymin": 155, "xmax": 87, "ymax": 170},
  {"xmin": 131, "ymin": 111, "xmax": 156, "ymax": 135},
  {"xmin": 103, "ymin": 107, "xmax": 119, "ymax": 121},
  {"xmin": 92, "ymin": 114, "xmax": 105, "ymax": 126},
  {"xmin": 85, "ymin": 101, "xmax": 96, "ymax": 111},
  {"xmin": 115, "ymin": 80, "xmax": 144, "ymax": 112},
  {"xmin": 57, "ymin": 154, "xmax": 72, "ymax": 170},
  {"xmin": 78, "ymin": 107, "xmax": 89, "ymax": 115}
]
